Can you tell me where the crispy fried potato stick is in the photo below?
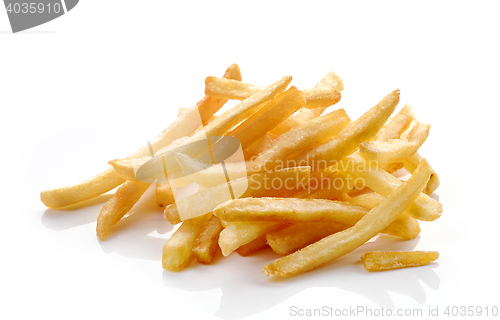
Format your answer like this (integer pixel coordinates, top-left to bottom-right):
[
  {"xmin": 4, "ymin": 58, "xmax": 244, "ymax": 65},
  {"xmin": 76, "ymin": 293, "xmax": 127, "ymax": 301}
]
[
  {"xmin": 291, "ymin": 90, "xmax": 400, "ymax": 170},
  {"xmin": 348, "ymin": 192, "xmax": 421, "ymax": 240},
  {"xmin": 164, "ymin": 166, "xmax": 311, "ymax": 223},
  {"xmin": 214, "ymin": 198, "xmax": 369, "ymax": 224},
  {"xmin": 262, "ymin": 159, "xmax": 430, "ymax": 277},
  {"xmin": 403, "ymin": 153, "xmax": 440, "ymax": 195},
  {"xmin": 266, "ymin": 222, "xmax": 347, "ymax": 256},
  {"xmin": 375, "ymin": 105, "xmax": 439, "ymax": 194},
  {"xmin": 339, "ymin": 153, "xmax": 442, "ymax": 221},
  {"xmin": 41, "ymin": 64, "xmax": 241, "ymax": 208},
  {"xmin": 156, "ymin": 183, "xmax": 175, "ymax": 207},
  {"xmin": 244, "ymin": 133, "xmax": 276, "ymax": 159},
  {"xmin": 360, "ymin": 251, "xmax": 439, "ymax": 271},
  {"xmin": 96, "ymin": 181, "xmax": 150, "ymax": 240},
  {"xmin": 162, "ymin": 214, "xmax": 211, "ymax": 271},
  {"xmin": 236, "ymin": 235, "xmax": 269, "ymax": 256},
  {"xmin": 109, "ymin": 76, "xmax": 292, "ymax": 182},
  {"xmin": 227, "ymin": 87, "xmax": 304, "ymax": 149},
  {"xmin": 374, "ymin": 104, "xmax": 414, "ymax": 141},
  {"xmin": 251, "ymin": 109, "xmax": 350, "ymax": 171},
  {"xmin": 174, "ymin": 153, "xmax": 248, "ymax": 188},
  {"xmin": 269, "ymin": 71, "xmax": 344, "ymax": 136},
  {"xmin": 359, "ymin": 121, "xmax": 431, "ymax": 164},
  {"xmin": 205, "ymin": 77, "xmax": 341, "ymax": 110},
  {"xmin": 219, "ymin": 221, "xmax": 282, "ymax": 256},
  {"xmin": 192, "ymin": 215, "xmax": 224, "ymax": 264}
]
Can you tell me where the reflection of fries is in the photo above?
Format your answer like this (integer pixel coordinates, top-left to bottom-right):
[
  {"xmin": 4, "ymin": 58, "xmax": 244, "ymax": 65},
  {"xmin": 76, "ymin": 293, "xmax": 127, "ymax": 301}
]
[
  {"xmin": 360, "ymin": 251, "xmax": 439, "ymax": 271},
  {"xmin": 262, "ymin": 159, "xmax": 430, "ymax": 277}
]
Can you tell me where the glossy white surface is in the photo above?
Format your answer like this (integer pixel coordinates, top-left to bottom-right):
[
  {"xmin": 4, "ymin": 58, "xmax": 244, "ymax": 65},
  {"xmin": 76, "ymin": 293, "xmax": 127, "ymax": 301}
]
[{"xmin": 1, "ymin": 1, "xmax": 499, "ymax": 319}]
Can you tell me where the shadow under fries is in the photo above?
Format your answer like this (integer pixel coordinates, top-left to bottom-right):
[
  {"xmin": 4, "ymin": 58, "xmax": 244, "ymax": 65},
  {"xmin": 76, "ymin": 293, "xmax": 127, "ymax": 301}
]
[
  {"xmin": 41, "ymin": 193, "xmax": 114, "ymax": 230},
  {"xmin": 162, "ymin": 235, "xmax": 440, "ymax": 320},
  {"xmin": 98, "ymin": 185, "xmax": 173, "ymax": 261}
]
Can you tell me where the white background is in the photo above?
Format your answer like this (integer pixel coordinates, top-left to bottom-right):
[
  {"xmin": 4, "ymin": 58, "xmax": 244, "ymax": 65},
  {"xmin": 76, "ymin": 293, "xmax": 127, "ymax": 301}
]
[{"xmin": 1, "ymin": 1, "xmax": 499, "ymax": 319}]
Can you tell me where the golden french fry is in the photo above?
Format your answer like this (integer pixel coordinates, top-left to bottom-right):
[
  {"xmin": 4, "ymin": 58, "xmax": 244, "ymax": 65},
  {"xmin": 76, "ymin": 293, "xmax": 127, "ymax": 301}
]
[
  {"xmin": 251, "ymin": 109, "xmax": 350, "ymax": 171},
  {"xmin": 269, "ymin": 108, "xmax": 319, "ymax": 136},
  {"xmin": 262, "ymin": 158, "xmax": 431, "ymax": 277},
  {"xmin": 348, "ymin": 192, "xmax": 421, "ymax": 240},
  {"xmin": 162, "ymin": 214, "xmax": 211, "ymax": 271},
  {"xmin": 339, "ymin": 153, "xmax": 442, "ymax": 221},
  {"xmin": 244, "ymin": 133, "xmax": 276, "ymax": 159},
  {"xmin": 360, "ymin": 251, "xmax": 439, "ymax": 271},
  {"xmin": 227, "ymin": 86, "xmax": 304, "ymax": 149},
  {"xmin": 236, "ymin": 235, "xmax": 269, "ymax": 256},
  {"xmin": 214, "ymin": 198, "xmax": 370, "ymax": 224},
  {"xmin": 291, "ymin": 90, "xmax": 400, "ymax": 170},
  {"xmin": 375, "ymin": 104, "xmax": 414, "ymax": 141},
  {"xmin": 403, "ymin": 153, "xmax": 440, "ymax": 195},
  {"xmin": 109, "ymin": 76, "xmax": 292, "ymax": 183},
  {"xmin": 96, "ymin": 181, "xmax": 150, "ymax": 240},
  {"xmin": 205, "ymin": 76, "xmax": 261, "ymax": 100},
  {"xmin": 174, "ymin": 153, "xmax": 248, "ymax": 188},
  {"xmin": 315, "ymin": 71, "xmax": 344, "ymax": 91},
  {"xmin": 156, "ymin": 182, "xmax": 175, "ymax": 207},
  {"xmin": 164, "ymin": 166, "xmax": 311, "ymax": 223},
  {"xmin": 359, "ymin": 120, "xmax": 431, "ymax": 164},
  {"xmin": 374, "ymin": 105, "xmax": 439, "ymax": 194},
  {"xmin": 192, "ymin": 215, "xmax": 224, "ymax": 264},
  {"xmin": 266, "ymin": 222, "xmax": 347, "ymax": 256},
  {"xmin": 268, "ymin": 72, "xmax": 344, "ymax": 136},
  {"xmin": 219, "ymin": 221, "xmax": 282, "ymax": 256},
  {"xmin": 205, "ymin": 77, "xmax": 341, "ymax": 110},
  {"xmin": 41, "ymin": 64, "xmax": 242, "ymax": 208}
]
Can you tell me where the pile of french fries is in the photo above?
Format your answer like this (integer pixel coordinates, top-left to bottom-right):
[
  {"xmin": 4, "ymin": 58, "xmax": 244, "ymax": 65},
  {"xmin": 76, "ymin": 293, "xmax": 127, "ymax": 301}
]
[{"xmin": 41, "ymin": 63, "xmax": 442, "ymax": 277}]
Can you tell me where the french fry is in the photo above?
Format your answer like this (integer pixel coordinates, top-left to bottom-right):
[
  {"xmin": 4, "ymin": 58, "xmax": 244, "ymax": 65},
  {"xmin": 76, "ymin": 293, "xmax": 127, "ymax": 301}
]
[
  {"xmin": 156, "ymin": 182, "xmax": 175, "ymax": 207},
  {"xmin": 96, "ymin": 181, "xmax": 150, "ymax": 240},
  {"xmin": 262, "ymin": 159, "xmax": 431, "ymax": 277},
  {"xmin": 251, "ymin": 109, "xmax": 350, "ymax": 171},
  {"xmin": 374, "ymin": 104, "xmax": 414, "ymax": 141},
  {"xmin": 164, "ymin": 166, "xmax": 311, "ymax": 223},
  {"xmin": 162, "ymin": 214, "xmax": 211, "ymax": 271},
  {"xmin": 403, "ymin": 153, "xmax": 440, "ymax": 195},
  {"xmin": 266, "ymin": 222, "xmax": 347, "ymax": 256},
  {"xmin": 192, "ymin": 215, "xmax": 224, "ymax": 264},
  {"xmin": 244, "ymin": 133, "xmax": 276, "ymax": 159},
  {"xmin": 360, "ymin": 251, "xmax": 439, "ymax": 271},
  {"xmin": 219, "ymin": 221, "xmax": 282, "ymax": 256},
  {"xmin": 291, "ymin": 90, "xmax": 400, "ymax": 170},
  {"xmin": 109, "ymin": 76, "xmax": 293, "ymax": 183},
  {"xmin": 236, "ymin": 235, "xmax": 269, "ymax": 256},
  {"xmin": 214, "ymin": 198, "xmax": 370, "ymax": 224},
  {"xmin": 227, "ymin": 86, "xmax": 304, "ymax": 149},
  {"xmin": 205, "ymin": 77, "xmax": 341, "ymax": 110},
  {"xmin": 269, "ymin": 108, "xmax": 319, "ymax": 136},
  {"xmin": 348, "ymin": 192, "xmax": 421, "ymax": 240},
  {"xmin": 314, "ymin": 71, "xmax": 344, "ymax": 91},
  {"xmin": 268, "ymin": 71, "xmax": 344, "ymax": 136},
  {"xmin": 374, "ymin": 105, "xmax": 439, "ymax": 194},
  {"xmin": 339, "ymin": 153, "xmax": 442, "ymax": 221},
  {"xmin": 41, "ymin": 64, "xmax": 241, "ymax": 208},
  {"xmin": 174, "ymin": 153, "xmax": 248, "ymax": 188},
  {"xmin": 359, "ymin": 120, "xmax": 431, "ymax": 164}
]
